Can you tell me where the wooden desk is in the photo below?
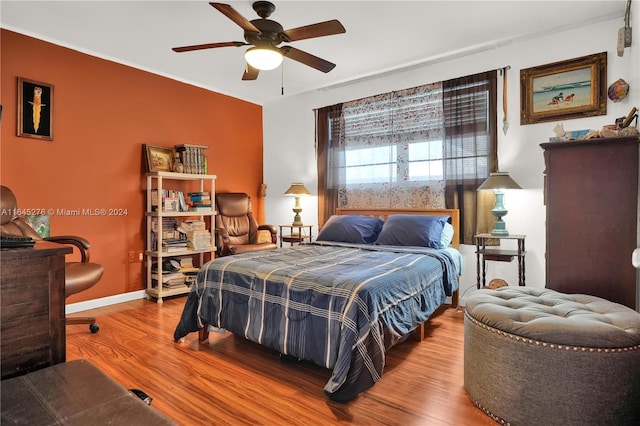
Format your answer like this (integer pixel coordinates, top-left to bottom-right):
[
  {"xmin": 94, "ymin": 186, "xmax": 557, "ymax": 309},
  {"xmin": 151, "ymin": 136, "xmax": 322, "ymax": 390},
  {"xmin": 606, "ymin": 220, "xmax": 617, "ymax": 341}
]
[{"xmin": 1, "ymin": 241, "xmax": 71, "ymax": 379}]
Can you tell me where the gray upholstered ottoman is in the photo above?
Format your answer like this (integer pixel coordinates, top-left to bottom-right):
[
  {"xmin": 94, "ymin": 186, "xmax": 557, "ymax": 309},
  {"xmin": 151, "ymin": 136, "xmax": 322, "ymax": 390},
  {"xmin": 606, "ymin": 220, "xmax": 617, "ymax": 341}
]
[{"xmin": 464, "ymin": 287, "xmax": 640, "ymax": 426}]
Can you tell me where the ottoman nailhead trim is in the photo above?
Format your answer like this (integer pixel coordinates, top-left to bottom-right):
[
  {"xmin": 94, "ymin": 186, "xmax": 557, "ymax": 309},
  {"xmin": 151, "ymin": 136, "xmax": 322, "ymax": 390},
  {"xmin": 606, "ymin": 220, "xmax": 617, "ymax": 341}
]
[
  {"xmin": 469, "ymin": 395, "xmax": 511, "ymax": 426},
  {"xmin": 465, "ymin": 311, "xmax": 640, "ymax": 353}
]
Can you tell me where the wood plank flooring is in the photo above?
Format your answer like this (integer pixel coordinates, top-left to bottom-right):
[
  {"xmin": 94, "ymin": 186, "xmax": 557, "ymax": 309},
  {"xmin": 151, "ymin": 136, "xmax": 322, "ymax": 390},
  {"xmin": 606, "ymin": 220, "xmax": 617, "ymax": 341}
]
[{"xmin": 66, "ymin": 297, "xmax": 495, "ymax": 425}]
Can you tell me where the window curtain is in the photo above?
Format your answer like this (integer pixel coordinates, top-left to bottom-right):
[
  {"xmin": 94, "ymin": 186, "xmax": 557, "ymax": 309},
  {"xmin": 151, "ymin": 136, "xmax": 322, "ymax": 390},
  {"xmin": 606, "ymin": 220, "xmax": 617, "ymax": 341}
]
[
  {"xmin": 315, "ymin": 103, "xmax": 343, "ymax": 227},
  {"xmin": 443, "ymin": 70, "xmax": 498, "ymax": 244}
]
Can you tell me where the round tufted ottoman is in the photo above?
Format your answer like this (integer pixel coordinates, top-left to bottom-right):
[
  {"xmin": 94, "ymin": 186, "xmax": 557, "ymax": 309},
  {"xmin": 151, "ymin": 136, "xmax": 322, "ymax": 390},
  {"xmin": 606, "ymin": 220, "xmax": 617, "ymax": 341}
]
[{"xmin": 464, "ymin": 287, "xmax": 640, "ymax": 426}]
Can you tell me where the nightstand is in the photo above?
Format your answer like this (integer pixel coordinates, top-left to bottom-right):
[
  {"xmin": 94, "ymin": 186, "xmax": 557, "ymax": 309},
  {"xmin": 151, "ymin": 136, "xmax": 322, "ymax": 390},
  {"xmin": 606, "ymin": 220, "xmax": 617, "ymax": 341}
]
[
  {"xmin": 475, "ymin": 233, "xmax": 526, "ymax": 288},
  {"xmin": 279, "ymin": 225, "xmax": 313, "ymax": 247}
]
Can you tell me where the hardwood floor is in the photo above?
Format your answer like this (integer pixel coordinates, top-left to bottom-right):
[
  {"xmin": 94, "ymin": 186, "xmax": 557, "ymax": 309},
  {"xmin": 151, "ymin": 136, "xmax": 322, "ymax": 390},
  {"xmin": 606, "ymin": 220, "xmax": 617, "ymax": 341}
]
[{"xmin": 66, "ymin": 297, "xmax": 495, "ymax": 425}]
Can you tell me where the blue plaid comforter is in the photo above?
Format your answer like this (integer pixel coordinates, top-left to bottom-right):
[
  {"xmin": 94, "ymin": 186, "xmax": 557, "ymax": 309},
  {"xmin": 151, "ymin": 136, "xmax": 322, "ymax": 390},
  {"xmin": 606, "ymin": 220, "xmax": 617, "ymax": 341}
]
[{"xmin": 173, "ymin": 242, "xmax": 459, "ymax": 401}]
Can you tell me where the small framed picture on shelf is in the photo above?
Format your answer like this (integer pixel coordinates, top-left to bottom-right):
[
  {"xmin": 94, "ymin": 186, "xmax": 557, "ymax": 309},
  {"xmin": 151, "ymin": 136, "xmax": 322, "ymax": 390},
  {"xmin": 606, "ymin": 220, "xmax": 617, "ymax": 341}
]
[
  {"xmin": 144, "ymin": 144, "xmax": 175, "ymax": 172},
  {"xmin": 17, "ymin": 77, "xmax": 53, "ymax": 141}
]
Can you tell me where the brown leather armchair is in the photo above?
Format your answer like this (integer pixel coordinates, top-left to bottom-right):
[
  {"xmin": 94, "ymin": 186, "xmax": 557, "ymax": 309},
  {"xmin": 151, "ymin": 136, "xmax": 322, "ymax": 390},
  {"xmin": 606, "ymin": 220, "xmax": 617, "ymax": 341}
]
[
  {"xmin": 215, "ymin": 192, "xmax": 277, "ymax": 256},
  {"xmin": 0, "ymin": 185, "xmax": 104, "ymax": 333}
]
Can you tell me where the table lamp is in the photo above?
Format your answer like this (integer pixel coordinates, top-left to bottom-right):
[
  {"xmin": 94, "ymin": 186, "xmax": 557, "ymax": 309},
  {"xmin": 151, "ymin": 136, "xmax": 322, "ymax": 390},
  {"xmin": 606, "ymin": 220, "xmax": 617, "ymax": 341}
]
[
  {"xmin": 284, "ymin": 183, "xmax": 310, "ymax": 226},
  {"xmin": 477, "ymin": 172, "xmax": 522, "ymax": 236}
]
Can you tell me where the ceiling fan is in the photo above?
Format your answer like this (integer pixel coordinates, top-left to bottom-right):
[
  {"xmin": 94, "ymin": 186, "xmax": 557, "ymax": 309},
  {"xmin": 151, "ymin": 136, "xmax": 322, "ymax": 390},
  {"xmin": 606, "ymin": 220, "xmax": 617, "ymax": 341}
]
[{"xmin": 172, "ymin": 1, "xmax": 346, "ymax": 81}]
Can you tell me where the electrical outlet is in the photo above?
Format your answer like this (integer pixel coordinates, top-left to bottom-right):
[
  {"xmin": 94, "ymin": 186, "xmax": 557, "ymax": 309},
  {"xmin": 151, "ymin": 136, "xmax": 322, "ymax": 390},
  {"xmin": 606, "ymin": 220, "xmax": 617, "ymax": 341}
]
[{"xmin": 128, "ymin": 250, "xmax": 144, "ymax": 263}]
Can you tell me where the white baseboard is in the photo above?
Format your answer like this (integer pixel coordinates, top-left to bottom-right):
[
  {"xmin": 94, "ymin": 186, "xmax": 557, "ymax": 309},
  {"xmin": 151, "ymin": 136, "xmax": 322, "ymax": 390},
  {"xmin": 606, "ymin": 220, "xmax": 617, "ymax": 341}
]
[{"xmin": 66, "ymin": 290, "xmax": 147, "ymax": 314}]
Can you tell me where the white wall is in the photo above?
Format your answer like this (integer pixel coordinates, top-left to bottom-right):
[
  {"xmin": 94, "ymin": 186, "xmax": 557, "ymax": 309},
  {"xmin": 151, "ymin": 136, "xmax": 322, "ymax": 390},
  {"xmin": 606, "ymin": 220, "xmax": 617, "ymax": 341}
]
[{"xmin": 263, "ymin": 11, "xmax": 639, "ymax": 304}]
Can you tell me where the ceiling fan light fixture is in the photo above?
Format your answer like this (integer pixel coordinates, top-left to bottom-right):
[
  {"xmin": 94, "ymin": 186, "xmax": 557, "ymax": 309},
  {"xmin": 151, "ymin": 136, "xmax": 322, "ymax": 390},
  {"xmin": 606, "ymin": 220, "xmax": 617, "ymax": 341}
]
[{"xmin": 244, "ymin": 46, "xmax": 283, "ymax": 70}]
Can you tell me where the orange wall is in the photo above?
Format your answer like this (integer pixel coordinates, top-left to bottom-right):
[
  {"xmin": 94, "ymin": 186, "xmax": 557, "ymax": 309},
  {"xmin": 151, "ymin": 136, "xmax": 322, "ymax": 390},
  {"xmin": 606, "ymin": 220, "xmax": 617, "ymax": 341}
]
[{"xmin": 1, "ymin": 30, "xmax": 264, "ymax": 302}]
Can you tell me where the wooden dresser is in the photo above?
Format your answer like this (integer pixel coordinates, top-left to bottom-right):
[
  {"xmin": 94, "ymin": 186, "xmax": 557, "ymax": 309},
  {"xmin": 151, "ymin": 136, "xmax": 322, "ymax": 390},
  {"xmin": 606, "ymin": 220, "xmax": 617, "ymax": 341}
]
[
  {"xmin": 540, "ymin": 136, "xmax": 639, "ymax": 309},
  {"xmin": 1, "ymin": 241, "xmax": 71, "ymax": 379}
]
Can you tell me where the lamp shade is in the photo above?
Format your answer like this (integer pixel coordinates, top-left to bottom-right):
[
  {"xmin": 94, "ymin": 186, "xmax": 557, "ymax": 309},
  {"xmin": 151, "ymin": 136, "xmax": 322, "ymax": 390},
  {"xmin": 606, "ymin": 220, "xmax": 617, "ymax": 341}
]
[
  {"xmin": 244, "ymin": 46, "xmax": 283, "ymax": 70},
  {"xmin": 477, "ymin": 171, "xmax": 521, "ymax": 236},
  {"xmin": 477, "ymin": 172, "xmax": 522, "ymax": 191},
  {"xmin": 284, "ymin": 183, "xmax": 310, "ymax": 226},
  {"xmin": 284, "ymin": 183, "xmax": 311, "ymax": 196}
]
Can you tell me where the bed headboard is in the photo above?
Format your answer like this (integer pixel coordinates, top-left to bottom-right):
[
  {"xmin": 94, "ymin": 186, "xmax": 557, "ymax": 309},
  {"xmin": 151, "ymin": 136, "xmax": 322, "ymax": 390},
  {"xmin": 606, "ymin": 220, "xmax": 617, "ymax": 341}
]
[{"xmin": 335, "ymin": 208, "xmax": 460, "ymax": 250}]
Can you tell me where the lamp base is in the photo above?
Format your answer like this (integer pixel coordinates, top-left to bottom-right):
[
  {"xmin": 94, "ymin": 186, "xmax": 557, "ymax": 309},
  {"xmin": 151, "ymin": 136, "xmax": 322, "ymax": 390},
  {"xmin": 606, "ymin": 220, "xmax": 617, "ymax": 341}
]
[
  {"xmin": 491, "ymin": 218, "xmax": 509, "ymax": 236},
  {"xmin": 292, "ymin": 211, "xmax": 303, "ymax": 227}
]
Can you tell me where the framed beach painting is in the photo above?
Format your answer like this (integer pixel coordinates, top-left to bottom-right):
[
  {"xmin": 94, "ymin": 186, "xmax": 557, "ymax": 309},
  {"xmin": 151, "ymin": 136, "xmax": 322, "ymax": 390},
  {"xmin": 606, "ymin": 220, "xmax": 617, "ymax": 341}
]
[{"xmin": 520, "ymin": 52, "xmax": 607, "ymax": 125}]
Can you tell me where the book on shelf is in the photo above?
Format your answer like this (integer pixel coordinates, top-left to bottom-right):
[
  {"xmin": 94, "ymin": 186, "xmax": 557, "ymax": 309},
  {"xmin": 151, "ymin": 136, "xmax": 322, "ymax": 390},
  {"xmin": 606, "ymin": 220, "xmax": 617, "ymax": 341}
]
[
  {"xmin": 162, "ymin": 245, "xmax": 188, "ymax": 253},
  {"xmin": 186, "ymin": 234, "xmax": 211, "ymax": 251},
  {"xmin": 151, "ymin": 189, "xmax": 189, "ymax": 212},
  {"xmin": 177, "ymin": 219, "xmax": 206, "ymax": 232},
  {"xmin": 151, "ymin": 217, "xmax": 182, "ymax": 250},
  {"xmin": 187, "ymin": 192, "xmax": 210, "ymax": 202},
  {"xmin": 163, "ymin": 197, "xmax": 180, "ymax": 212},
  {"xmin": 177, "ymin": 219, "xmax": 211, "ymax": 250},
  {"xmin": 176, "ymin": 257, "xmax": 199, "ymax": 274},
  {"xmin": 162, "ymin": 238, "xmax": 188, "ymax": 246},
  {"xmin": 151, "ymin": 256, "xmax": 199, "ymax": 288},
  {"xmin": 185, "ymin": 191, "xmax": 213, "ymax": 211},
  {"xmin": 189, "ymin": 205, "xmax": 213, "ymax": 212},
  {"xmin": 175, "ymin": 144, "xmax": 208, "ymax": 175}
]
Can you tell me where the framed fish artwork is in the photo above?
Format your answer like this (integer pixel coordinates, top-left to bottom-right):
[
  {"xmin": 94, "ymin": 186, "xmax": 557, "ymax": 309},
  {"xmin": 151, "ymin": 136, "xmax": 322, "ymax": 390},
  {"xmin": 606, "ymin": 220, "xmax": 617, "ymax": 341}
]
[{"xmin": 17, "ymin": 77, "xmax": 53, "ymax": 141}]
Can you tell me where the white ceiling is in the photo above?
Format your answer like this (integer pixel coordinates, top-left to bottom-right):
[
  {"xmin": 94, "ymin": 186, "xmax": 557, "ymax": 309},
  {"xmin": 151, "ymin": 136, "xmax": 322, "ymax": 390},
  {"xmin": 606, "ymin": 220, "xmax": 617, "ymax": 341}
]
[{"xmin": 1, "ymin": 1, "xmax": 627, "ymax": 105}]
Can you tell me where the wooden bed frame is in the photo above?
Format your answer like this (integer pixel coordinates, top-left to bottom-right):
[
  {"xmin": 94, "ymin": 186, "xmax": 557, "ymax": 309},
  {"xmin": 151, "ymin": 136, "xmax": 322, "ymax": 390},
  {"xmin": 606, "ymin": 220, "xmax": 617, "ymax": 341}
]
[{"xmin": 336, "ymin": 208, "xmax": 461, "ymax": 340}]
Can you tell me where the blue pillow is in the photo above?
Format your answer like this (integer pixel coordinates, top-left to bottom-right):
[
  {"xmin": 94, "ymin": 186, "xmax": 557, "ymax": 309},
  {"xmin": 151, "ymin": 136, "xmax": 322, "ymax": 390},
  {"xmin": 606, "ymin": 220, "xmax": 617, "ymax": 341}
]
[
  {"xmin": 316, "ymin": 215, "xmax": 384, "ymax": 244},
  {"xmin": 375, "ymin": 215, "xmax": 450, "ymax": 248},
  {"xmin": 439, "ymin": 221, "xmax": 455, "ymax": 249}
]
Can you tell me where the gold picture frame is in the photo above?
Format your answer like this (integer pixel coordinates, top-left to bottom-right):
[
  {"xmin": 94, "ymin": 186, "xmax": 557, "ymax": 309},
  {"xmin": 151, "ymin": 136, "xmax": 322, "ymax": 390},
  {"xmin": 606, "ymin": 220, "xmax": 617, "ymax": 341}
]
[
  {"xmin": 17, "ymin": 77, "xmax": 53, "ymax": 141},
  {"xmin": 144, "ymin": 144, "xmax": 175, "ymax": 172},
  {"xmin": 520, "ymin": 52, "xmax": 607, "ymax": 125}
]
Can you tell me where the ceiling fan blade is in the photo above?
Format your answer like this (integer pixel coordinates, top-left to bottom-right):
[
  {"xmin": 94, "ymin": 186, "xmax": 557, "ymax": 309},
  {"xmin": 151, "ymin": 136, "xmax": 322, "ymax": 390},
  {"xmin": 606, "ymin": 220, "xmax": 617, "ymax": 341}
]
[
  {"xmin": 282, "ymin": 20, "xmax": 346, "ymax": 42},
  {"xmin": 210, "ymin": 2, "xmax": 260, "ymax": 34},
  {"xmin": 242, "ymin": 64, "xmax": 260, "ymax": 81},
  {"xmin": 281, "ymin": 46, "xmax": 336, "ymax": 73},
  {"xmin": 172, "ymin": 41, "xmax": 246, "ymax": 52}
]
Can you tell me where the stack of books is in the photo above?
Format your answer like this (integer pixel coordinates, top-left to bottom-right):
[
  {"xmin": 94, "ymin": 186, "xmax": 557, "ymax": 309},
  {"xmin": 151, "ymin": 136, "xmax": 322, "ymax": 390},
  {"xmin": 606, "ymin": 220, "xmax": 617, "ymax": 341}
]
[
  {"xmin": 151, "ymin": 217, "xmax": 181, "ymax": 251},
  {"xmin": 187, "ymin": 192, "xmax": 212, "ymax": 212},
  {"xmin": 178, "ymin": 219, "xmax": 212, "ymax": 250},
  {"xmin": 151, "ymin": 189, "xmax": 187, "ymax": 212},
  {"xmin": 161, "ymin": 238, "xmax": 188, "ymax": 253},
  {"xmin": 151, "ymin": 257, "xmax": 199, "ymax": 289},
  {"xmin": 152, "ymin": 271, "xmax": 187, "ymax": 289},
  {"xmin": 175, "ymin": 144, "xmax": 208, "ymax": 174}
]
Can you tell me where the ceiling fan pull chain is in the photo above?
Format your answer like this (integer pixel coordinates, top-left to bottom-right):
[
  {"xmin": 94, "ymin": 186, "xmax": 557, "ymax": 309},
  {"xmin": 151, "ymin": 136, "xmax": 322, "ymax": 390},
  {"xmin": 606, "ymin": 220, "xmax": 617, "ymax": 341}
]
[{"xmin": 281, "ymin": 61, "xmax": 285, "ymax": 95}]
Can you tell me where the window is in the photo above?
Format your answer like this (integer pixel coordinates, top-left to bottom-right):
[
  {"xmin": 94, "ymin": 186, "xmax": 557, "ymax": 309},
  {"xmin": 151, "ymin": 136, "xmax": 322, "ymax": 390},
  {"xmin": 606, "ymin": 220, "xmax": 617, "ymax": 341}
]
[
  {"xmin": 317, "ymin": 70, "xmax": 497, "ymax": 242},
  {"xmin": 336, "ymin": 83, "xmax": 444, "ymax": 190}
]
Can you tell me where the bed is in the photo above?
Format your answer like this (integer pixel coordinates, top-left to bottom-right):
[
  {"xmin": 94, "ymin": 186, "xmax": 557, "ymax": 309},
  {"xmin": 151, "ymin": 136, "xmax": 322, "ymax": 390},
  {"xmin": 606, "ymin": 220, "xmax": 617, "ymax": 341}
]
[{"xmin": 173, "ymin": 208, "xmax": 461, "ymax": 402}]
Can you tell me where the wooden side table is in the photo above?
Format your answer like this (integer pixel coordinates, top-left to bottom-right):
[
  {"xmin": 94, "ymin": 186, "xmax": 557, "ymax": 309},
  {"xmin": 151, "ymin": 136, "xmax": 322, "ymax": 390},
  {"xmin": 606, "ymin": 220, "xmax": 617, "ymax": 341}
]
[
  {"xmin": 279, "ymin": 225, "xmax": 313, "ymax": 247},
  {"xmin": 475, "ymin": 233, "xmax": 526, "ymax": 289}
]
